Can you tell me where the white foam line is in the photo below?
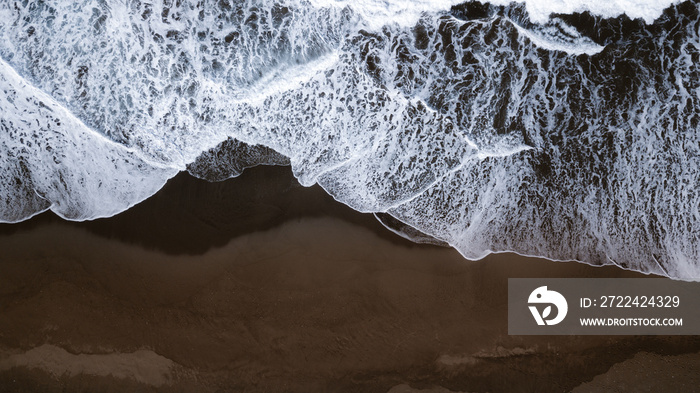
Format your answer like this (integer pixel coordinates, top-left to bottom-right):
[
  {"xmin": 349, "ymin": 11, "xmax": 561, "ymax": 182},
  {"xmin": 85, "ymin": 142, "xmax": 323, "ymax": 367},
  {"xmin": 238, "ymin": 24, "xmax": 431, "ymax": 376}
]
[
  {"xmin": 379, "ymin": 211, "xmax": 692, "ymax": 282},
  {"xmin": 476, "ymin": 145, "xmax": 534, "ymax": 160},
  {"xmin": 0, "ymin": 58, "xmax": 179, "ymax": 171},
  {"xmin": 233, "ymin": 51, "xmax": 341, "ymax": 106},
  {"xmin": 380, "ymin": 142, "xmax": 533, "ymax": 212},
  {"xmin": 487, "ymin": 0, "xmax": 683, "ymax": 24},
  {"xmin": 509, "ymin": 19, "xmax": 606, "ymax": 56},
  {"xmin": 372, "ymin": 212, "xmax": 450, "ymax": 244}
]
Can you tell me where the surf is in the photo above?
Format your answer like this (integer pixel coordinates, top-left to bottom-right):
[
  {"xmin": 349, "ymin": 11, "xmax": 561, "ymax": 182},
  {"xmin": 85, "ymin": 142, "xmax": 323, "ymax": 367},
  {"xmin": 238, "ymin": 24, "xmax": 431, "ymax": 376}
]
[{"xmin": 0, "ymin": 0, "xmax": 697, "ymax": 279}]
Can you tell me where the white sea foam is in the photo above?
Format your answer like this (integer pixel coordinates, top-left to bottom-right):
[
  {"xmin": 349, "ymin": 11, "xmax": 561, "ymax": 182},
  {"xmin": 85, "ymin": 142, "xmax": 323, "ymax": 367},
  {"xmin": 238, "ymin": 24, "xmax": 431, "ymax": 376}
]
[
  {"xmin": 0, "ymin": 58, "xmax": 177, "ymax": 222},
  {"xmin": 0, "ymin": 0, "xmax": 697, "ymax": 279},
  {"xmin": 499, "ymin": 0, "xmax": 683, "ymax": 24},
  {"xmin": 510, "ymin": 18, "xmax": 605, "ymax": 55},
  {"xmin": 308, "ymin": 0, "xmax": 682, "ymax": 27},
  {"xmin": 306, "ymin": 0, "xmax": 464, "ymax": 29}
]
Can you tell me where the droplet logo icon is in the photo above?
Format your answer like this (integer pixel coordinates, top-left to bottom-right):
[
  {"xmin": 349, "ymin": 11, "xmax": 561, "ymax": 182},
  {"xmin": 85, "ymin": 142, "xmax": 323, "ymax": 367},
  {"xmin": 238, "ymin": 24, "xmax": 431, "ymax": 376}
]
[{"xmin": 528, "ymin": 286, "xmax": 568, "ymax": 326}]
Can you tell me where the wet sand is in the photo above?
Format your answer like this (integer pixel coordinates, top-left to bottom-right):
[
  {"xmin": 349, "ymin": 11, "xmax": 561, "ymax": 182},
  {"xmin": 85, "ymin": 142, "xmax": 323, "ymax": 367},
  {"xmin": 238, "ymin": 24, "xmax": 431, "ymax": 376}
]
[{"xmin": 0, "ymin": 166, "xmax": 698, "ymax": 392}]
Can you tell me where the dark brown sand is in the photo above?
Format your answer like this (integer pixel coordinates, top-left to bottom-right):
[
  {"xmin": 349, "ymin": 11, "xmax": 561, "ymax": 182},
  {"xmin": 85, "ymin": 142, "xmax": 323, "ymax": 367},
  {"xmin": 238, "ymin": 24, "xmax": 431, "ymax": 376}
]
[{"xmin": 0, "ymin": 166, "xmax": 698, "ymax": 393}]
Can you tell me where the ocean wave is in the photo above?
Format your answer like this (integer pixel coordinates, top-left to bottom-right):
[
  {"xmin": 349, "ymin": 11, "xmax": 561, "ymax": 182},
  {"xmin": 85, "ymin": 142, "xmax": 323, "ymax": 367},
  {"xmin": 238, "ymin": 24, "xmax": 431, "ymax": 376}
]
[
  {"xmin": 0, "ymin": 0, "xmax": 697, "ymax": 279},
  {"xmin": 0, "ymin": 57, "xmax": 176, "ymax": 222}
]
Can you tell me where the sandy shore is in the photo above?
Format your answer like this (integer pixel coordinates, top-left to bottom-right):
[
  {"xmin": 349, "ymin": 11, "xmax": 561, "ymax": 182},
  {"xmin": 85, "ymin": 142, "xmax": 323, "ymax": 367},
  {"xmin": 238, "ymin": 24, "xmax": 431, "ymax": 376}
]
[{"xmin": 0, "ymin": 166, "xmax": 698, "ymax": 392}]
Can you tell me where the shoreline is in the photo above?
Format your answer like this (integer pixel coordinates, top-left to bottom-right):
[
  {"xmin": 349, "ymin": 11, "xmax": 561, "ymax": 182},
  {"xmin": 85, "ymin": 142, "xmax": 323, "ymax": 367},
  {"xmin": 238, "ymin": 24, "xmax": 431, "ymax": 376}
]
[
  {"xmin": 0, "ymin": 166, "xmax": 427, "ymax": 255},
  {"xmin": 0, "ymin": 166, "xmax": 672, "ymax": 280}
]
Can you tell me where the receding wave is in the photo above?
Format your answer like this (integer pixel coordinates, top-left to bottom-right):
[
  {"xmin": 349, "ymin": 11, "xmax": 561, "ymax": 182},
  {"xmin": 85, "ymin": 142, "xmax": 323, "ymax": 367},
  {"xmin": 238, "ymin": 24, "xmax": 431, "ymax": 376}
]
[{"xmin": 0, "ymin": 0, "xmax": 697, "ymax": 279}]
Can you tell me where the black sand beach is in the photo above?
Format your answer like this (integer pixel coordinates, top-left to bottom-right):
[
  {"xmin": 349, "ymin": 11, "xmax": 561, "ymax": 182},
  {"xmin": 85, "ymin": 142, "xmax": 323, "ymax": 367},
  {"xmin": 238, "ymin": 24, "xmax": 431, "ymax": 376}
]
[{"xmin": 0, "ymin": 166, "xmax": 698, "ymax": 392}]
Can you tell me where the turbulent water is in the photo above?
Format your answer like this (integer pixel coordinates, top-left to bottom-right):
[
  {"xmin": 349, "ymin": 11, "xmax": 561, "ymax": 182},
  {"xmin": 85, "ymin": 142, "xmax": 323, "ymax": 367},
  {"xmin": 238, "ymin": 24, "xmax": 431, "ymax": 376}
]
[{"xmin": 0, "ymin": 0, "xmax": 698, "ymax": 279}]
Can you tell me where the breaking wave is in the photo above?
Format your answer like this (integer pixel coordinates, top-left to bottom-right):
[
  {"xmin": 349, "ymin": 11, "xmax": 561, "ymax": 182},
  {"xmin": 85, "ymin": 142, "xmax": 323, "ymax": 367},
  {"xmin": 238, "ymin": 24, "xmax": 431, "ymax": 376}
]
[{"xmin": 0, "ymin": 0, "xmax": 698, "ymax": 279}]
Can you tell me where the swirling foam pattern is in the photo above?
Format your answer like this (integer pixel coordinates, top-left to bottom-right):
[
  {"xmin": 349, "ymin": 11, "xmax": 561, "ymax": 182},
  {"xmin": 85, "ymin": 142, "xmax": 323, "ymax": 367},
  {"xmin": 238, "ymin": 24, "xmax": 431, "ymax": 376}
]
[{"xmin": 0, "ymin": 0, "xmax": 697, "ymax": 279}]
